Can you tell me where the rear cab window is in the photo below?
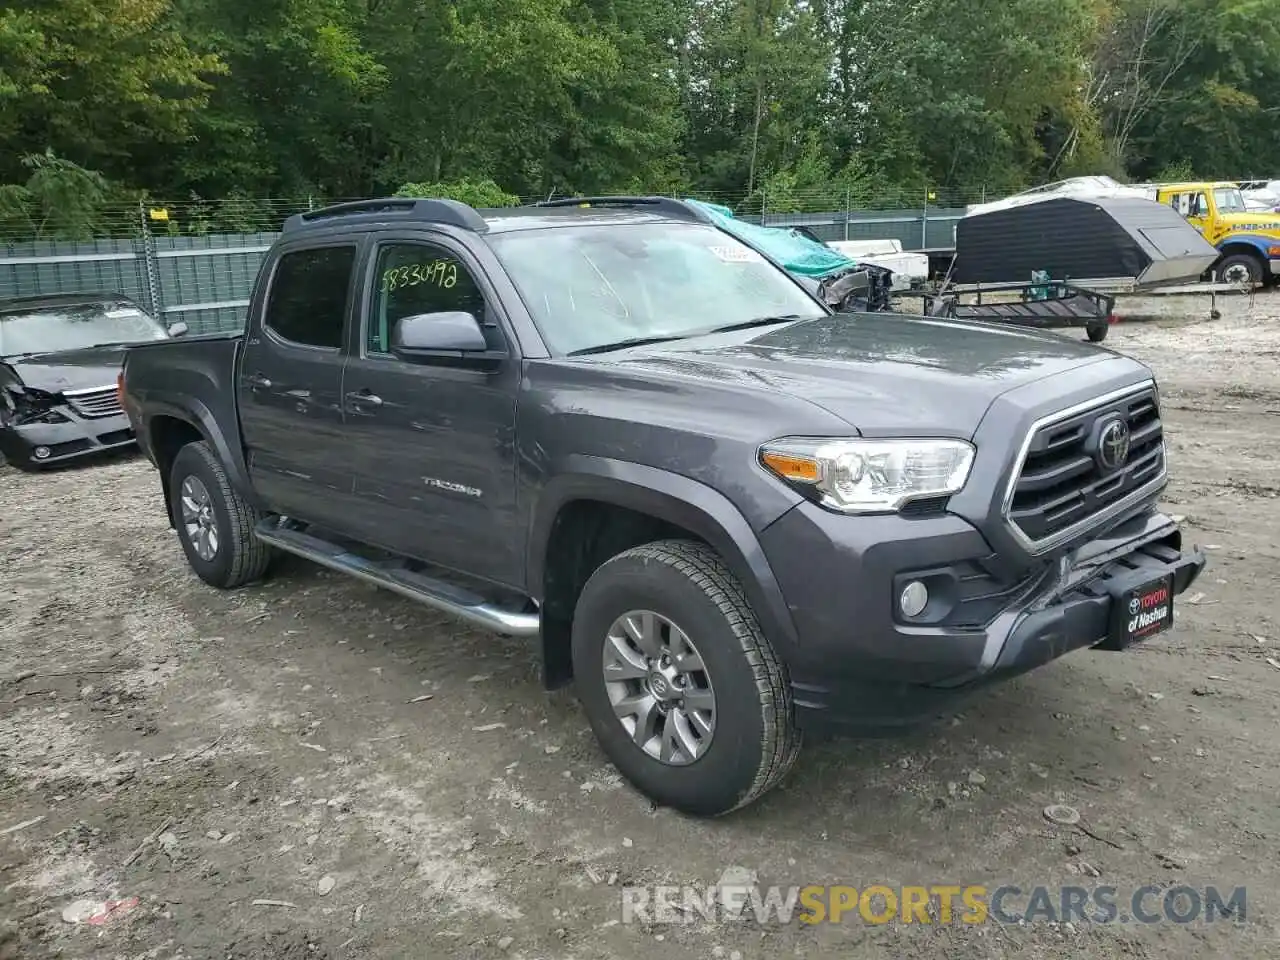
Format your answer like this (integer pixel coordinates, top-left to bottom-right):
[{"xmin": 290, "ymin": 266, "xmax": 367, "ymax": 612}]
[{"xmin": 263, "ymin": 246, "xmax": 358, "ymax": 349}]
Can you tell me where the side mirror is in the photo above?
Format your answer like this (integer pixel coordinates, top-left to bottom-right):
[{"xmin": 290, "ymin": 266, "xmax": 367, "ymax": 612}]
[
  {"xmin": 167, "ymin": 321, "xmax": 189, "ymax": 337},
  {"xmin": 391, "ymin": 311, "xmax": 492, "ymax": 362}
]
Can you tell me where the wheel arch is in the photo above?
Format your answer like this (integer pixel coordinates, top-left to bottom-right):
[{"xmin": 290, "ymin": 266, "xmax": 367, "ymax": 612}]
[
  {"xmin": 143, "ymin": 400, "xmax": 259, "ymax": 525},
  {"xmin": 527, "ymin": 457, "xmax": 800, "ymax": 690}
]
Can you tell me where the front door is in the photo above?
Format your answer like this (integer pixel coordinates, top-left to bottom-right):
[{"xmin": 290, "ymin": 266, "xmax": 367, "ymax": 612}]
[
  {"xmin": 238, "ymin": 242, "xmax": 359, "ymax": 526},
  {"xmin": 341, "ymin": 235, "xmax": 522, "ymax": 588}
]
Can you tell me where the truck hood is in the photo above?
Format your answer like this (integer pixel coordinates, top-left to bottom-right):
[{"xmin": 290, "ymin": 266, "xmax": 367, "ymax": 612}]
[
  {"xmin": 2, "ymin": 345, "xmax": 128, "ymax": 393},
  {"xmin": 588, "ymin": 312, "xmax": 1117, "ymax": 437}
]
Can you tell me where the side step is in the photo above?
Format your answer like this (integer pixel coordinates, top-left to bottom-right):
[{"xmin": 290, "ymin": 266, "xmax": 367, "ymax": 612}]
[{"xmin": 254, "ymin": 520, "xmax": 540, "ymax": 638}]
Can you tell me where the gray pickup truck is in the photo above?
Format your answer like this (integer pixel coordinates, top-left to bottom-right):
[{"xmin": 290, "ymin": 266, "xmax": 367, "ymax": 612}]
[{"xmin": 120, "ymin": 196, "xmax": 1205, "ymax": 817}]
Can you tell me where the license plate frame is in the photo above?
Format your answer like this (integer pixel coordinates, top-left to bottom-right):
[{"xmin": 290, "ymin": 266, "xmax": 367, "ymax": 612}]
[{"xmin": 1107, "ymin": 574, "xmax": 1175, "ymax": 649}]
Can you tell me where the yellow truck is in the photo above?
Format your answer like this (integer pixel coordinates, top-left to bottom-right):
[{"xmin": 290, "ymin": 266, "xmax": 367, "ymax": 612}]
[{"xmin": 1152, "ymin": 181, "xmax": 1280, "ymax": 285}]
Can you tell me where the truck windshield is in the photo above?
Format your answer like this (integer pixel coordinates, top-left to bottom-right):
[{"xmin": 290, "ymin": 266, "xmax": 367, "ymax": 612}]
[
  {"xmin": 488, "ymin": 222, "xmax": 827, "ymax": 355},
  {"xmin": 0, "ymin": 302, "xmax": 167, "ymax": 357},
  {"xmin": 1213, "ymin": 188, "xmax": 1247, "ymax": 214}
]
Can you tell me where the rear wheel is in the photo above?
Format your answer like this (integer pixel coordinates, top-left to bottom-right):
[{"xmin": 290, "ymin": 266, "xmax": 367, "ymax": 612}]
[
  {"xmin": 571, "ymin": 539, "xmax": 800, "ymax": 816},
  {"xmin": 1215, "ymin": 253, "xmax": 1264, "ymax": 286},
  {"xmin": 1086, "ymin": 322, "xmax": 1109, "ymax": 343},
  {"xmin": 170, "ymin": 441, "xmax": 272, "ymax": 588}
]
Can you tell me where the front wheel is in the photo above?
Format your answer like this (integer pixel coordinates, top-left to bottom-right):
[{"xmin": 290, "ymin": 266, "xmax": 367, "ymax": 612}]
[
  {"xmin": 1215, "ymin": 253, "xmax": 1263, "ymax": 286},
  {"xmin": 169, "ymin": 440, "xmax": 272, "ymax": 588},
  {"xmin": 1086, "ymin": 322, "xmax": 1109, "ymax": 343},
  {"xmin": 571, "ymin": 539, "xmax": 801, "ymax": 816}
]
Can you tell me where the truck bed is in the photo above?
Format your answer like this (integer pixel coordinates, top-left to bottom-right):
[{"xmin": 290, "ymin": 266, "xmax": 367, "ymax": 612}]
[{"xmin": 121, "ymin": 332, "xmax": 247, "ymax": 474}]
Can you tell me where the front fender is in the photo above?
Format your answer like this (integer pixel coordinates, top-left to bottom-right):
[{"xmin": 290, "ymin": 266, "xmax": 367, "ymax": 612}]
[
  {"xmin": 527, "ymin": 455, "xmax": 801, "ymax": 657},
  {"xmin": 1217, "ymin": 234, "xmax": 1276, "ymax": 256}
]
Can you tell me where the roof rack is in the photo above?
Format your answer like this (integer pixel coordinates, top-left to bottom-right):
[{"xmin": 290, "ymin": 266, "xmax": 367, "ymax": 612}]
[
  {"xmin": 282, "ymin": 197, "xmax": 489, "ymax": 234},
  {"xmin": 533, "ymin": 196, "xmax": 712, "ymax": 224}
]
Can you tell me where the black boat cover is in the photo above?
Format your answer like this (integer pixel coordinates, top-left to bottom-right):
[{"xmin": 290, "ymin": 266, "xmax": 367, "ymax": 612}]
[{"xmin": 954, "ymin": 196, "xmax": 1219, "ymax": 287}]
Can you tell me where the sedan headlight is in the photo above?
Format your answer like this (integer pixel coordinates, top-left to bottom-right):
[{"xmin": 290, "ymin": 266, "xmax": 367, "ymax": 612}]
[{"xmin": 759, "ymin": 437, "xmax": 975, "ymax": 513}]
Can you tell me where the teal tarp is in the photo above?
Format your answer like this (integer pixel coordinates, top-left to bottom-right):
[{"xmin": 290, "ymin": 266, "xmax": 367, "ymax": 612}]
[{"xmin": 684, "ymin": 199, "xmax": 857, "ymax": 279}]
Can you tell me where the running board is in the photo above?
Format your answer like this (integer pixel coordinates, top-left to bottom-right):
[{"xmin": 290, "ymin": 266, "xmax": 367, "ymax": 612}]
[{"xmin": 254, "ymin": 520, "xmax": 540, "ymax": 638}]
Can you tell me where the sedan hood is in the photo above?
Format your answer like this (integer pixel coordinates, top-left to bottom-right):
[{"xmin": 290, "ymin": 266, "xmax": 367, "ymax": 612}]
[
  {"xmin": 3, "ymin": 346, "xmax": 127, "ymax": 394},
  {"xmin": 590, "ymin": 312, "xmax": 1117, "ymax": 437}
]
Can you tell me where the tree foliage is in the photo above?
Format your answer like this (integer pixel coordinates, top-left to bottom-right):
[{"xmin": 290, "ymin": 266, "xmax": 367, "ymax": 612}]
[
  {"xmin": 394, "ymin": 179, "xmax": 521, "ymax": 208},
  {"xmin": 2, "ymin": 0, "xmax": 1278, "ymax": 235}
]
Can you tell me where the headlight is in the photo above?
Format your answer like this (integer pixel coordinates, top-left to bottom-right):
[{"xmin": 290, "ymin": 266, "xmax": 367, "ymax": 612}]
[{"xmin": 759, "ymin": 437, "xmax": 975, "ymax": 513}]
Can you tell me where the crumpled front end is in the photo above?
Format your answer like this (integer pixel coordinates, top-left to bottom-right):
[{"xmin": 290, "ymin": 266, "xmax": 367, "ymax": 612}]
[{"xmin": 0, "ymin": 381, "xmax": 135, "ymax": 469}]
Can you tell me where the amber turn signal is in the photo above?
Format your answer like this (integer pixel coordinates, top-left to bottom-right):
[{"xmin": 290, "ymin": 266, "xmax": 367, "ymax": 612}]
[{"xmin": 759, "ymin": 450, "xmax": 821, "ymax": 483}]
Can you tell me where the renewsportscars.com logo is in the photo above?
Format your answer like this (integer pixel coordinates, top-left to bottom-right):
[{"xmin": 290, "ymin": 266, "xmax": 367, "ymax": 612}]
[{"xmin": 620, "ymin": 881, "xmax": 1247, "ymax": 926}]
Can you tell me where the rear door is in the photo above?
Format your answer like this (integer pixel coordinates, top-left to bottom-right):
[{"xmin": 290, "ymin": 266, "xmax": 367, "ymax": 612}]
[
  {"xmin": 339, "ymin": 233, "xmax": 523, "ymax": 587},
  {"xmin": 238, "ymin": 241, "xmax": 361, "ymax": 525}
]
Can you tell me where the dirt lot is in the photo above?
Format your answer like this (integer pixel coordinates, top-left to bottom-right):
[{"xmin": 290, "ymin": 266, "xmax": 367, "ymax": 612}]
[{"xmin": 2, "ymin": 292, "xmax": 1279, "ymax": 960}]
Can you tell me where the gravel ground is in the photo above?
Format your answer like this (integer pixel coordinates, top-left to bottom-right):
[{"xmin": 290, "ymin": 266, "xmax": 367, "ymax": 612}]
[{"xmin": 2, "ymin": 292, "xmax": 1279, "ymax": 960}]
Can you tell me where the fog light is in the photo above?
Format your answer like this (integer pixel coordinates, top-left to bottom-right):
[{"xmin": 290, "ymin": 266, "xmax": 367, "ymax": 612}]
[
  {"xmin": 33, "ymin": 446, "xmax": 51, "ymax": 460},
  {"xmin": 899, "ymin": 580, "xmax": 929, "ymax": 618}
]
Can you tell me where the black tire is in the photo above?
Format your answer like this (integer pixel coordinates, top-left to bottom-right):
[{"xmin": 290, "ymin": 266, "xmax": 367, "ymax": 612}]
[
  {"xmin": 169, "ymin": 440, "xmax": 272, "ymax": 588},
  {"xmin": 571, "ymin": 539, "xmax": 801, "ymax": 816},
  {"xmin": 1215, "ymin": 253, "xmax": 1263, "ymax": 286},
  {"xmin": 1086, "ymin": 322, "xmax": 1109, "ymax": 343}
]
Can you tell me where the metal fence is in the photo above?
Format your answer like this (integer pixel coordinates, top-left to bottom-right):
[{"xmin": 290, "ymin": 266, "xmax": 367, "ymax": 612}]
[{"xmin": 0, "ymin": 205, "xmax": 964, "ymax": 335}]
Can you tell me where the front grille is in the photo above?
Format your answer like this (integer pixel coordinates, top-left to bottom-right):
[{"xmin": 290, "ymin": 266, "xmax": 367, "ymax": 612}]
[
  {"xmin": 1007, "ymin": 386, "xmax": 1164, "ymax": 547},
  {"xmin": 65, "ymin": 386, "xmax": 123, "ymax": 419}
]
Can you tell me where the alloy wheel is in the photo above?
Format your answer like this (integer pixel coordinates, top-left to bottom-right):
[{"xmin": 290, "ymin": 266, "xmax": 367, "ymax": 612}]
[
  {"xmin": 601, "ymin": 610, "xmax": 716, "ymax": 765},
  {"xmin": 179, "ymin": 475, "xmax": 219, "ymax": 561}
]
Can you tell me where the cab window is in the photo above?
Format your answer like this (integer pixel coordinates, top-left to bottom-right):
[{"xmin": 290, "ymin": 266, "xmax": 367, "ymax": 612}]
[
  {"xmin": 366, "ymin": 242, "xmax": 494, "ymax": 356},
  {"xmin": 265, "ymin": 246, "xmax": 356, "ymax": 349}
]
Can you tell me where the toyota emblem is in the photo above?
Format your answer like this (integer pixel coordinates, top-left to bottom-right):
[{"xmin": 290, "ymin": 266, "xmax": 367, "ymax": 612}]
[
  {"xmin": 1097, "ymin": 417, "xmax": 1131, "ymax": 472},
  {"xmin": 1129, "ymin": 597, "xmax": 1141, "ymax": 616}
]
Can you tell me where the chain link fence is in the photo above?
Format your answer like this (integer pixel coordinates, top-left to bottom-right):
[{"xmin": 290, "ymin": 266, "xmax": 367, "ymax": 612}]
[{"xmin": 0, "ymin": 191, "xmax": 976, "ymax": 334}]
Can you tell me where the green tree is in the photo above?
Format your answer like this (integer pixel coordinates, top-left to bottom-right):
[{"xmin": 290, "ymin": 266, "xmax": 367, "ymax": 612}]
[
  {"xmin": 170, "ymin": 0, "xmax": 385, "ymax": 198},
  {"xmin": 394, "ymin": 178, "xmax": 521, "ymax": 207},
  {"xmin": 1118, "ymin": 0, "xmax": 1280, "ymax": 178},
  {"xmin": 0, "ymin": 0, "xmax": 221, "ymax": 187},
  {"xmin": 680, "ymin": 0, "xmax": 833, "ymax": 203},
  {"xmin": 0, "ymin": 151, "xmax": 112, "ymax": 240}
]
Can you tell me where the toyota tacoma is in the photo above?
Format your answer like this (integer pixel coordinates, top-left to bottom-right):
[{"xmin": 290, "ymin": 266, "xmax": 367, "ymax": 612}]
[{"xmin": 118, "ymin": 196, "xmax": 1206, "ymax": 817}]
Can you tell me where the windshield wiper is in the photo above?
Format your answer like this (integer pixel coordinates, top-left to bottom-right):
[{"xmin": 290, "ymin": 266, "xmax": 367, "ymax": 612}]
[
  {"xmin": 567, "ymin": 334, "xmax": 694, "ymax": 356},
  {"xmin": 701, "ymin": 314, "xmax": 809, "ymax": 335},
  {"xmin": 567, "ymin": 315, "xmax": 811, "ymax": 357},
  {"xmin": 76, "ymin": 340, "xmax": 141, "ymax": 350}
]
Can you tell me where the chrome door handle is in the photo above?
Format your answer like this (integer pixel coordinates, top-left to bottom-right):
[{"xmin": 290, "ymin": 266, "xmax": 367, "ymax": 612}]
[
  {"xmin": 346, "ymin": 390, "xmax": 383, "ymax": 407},
  {"xmin": 246, "ymin": 373, "xmax": 272, "ymax": 389}
]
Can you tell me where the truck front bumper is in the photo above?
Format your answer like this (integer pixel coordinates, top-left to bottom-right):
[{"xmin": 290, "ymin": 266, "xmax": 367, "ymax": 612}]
[{"xmin": 757, "ymin": 501, "xmax": 1205, "ymax": 734}]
